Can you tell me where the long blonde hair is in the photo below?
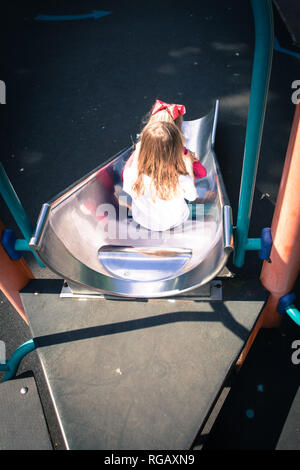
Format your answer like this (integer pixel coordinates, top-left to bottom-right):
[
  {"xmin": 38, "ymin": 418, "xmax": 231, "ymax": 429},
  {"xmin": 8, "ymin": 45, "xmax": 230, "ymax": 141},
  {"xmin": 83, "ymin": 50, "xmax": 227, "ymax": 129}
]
[
  {"xmin": 133, "ymin": 121, "xmax": 188, "ymax": 201},
  {"xmin": 148, "ymin": 108, "xmax": 183, "ymax": 129},
  {"xmin": 142, "ymin": 108, "xmax": 183, "ymax": 135}
]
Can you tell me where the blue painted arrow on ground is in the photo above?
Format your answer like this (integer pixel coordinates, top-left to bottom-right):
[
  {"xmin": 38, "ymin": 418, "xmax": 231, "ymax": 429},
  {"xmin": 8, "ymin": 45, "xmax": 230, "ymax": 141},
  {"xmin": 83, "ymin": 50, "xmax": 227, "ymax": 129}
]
[{"xmin": 35, "ymin": 10, "xmax": 112, "ymax": 21}]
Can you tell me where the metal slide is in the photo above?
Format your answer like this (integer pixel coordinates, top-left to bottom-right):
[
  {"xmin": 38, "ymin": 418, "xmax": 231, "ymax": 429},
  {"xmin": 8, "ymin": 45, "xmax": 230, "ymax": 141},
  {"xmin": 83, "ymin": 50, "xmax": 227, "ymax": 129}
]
[{"xmin": 30, "ymin": 101, "xmax": 233, "ymax": 297}]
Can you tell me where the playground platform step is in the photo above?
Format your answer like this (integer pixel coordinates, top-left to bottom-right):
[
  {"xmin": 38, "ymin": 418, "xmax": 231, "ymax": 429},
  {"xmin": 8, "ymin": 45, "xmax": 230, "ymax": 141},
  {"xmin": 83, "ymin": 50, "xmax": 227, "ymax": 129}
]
[
  {"xmin": 276, "ymin": 384, "xmax": 300, "ymax": 449},
  {"xmin": 0, "ymin": 376, "xmax": 52, "ymax": 450},
  {"xmin": 20, "ymin": 277, "xmax": 267, "ymax": 450}
]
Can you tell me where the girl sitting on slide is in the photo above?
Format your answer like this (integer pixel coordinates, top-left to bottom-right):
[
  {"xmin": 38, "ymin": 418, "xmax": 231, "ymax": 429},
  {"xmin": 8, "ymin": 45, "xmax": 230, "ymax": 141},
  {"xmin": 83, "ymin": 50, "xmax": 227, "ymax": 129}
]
[
  {"xmin": 123, "ymin": 99, "xmax": 207, "ymax": 180},
  {"xmin": 122, "ymin": 120, "xmax": 206, "ymax": 231}
]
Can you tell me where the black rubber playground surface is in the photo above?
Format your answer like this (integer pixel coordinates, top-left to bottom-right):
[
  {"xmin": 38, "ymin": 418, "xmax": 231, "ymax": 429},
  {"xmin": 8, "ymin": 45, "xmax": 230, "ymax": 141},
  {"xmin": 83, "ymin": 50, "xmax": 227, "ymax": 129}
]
[{"xmin": 0, "ymin": 0, "xmax": 299, "ymax": 450}]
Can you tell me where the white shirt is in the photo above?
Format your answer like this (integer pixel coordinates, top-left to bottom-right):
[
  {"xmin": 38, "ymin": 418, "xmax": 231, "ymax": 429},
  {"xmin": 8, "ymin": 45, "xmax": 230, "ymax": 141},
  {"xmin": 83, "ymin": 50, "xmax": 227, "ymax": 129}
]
[{"xmin": 122, "ymin": 151, "xmax": 198, "ymax": 231}]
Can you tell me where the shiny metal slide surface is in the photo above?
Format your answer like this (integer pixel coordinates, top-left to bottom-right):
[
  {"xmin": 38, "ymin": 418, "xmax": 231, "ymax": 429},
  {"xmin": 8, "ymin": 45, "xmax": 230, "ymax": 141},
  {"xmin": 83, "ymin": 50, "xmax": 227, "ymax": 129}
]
[{"xmin": 30, "ymin": 101, "xmax": 233, "ymax": 297}]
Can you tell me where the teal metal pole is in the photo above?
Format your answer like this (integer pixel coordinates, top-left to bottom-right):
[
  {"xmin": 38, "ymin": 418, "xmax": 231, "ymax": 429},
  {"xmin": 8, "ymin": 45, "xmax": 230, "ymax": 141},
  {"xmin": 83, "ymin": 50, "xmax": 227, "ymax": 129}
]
[
  {"xmin": 245, "ymin": 238, "xmax": 261, "ymax": 251},
  {"xmin": 14, "ymin": 238, "xmax": 45, "ymax": 267},
  {"xmin": 0, "ymin": 163, "xmax": 45, "ymax": 266},
  {"xmin": 0, "ymin": 162, "xmax": 33, "ymax": 241},
  {"xmin": 14, "ymin": 238, "xmax": 33, "ymax": 251},
  {"xmin": 234, "ymin": 0, "xmax": 274, "ymax": 267}
]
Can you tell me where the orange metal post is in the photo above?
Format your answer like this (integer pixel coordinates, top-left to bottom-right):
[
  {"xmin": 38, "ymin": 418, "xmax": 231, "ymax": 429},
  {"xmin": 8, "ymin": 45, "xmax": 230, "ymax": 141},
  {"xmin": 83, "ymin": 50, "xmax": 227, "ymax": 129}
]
[
  {"xmin": 0, "ymin": 220, "xmax": 34, "ymax": 324},
  {"xmin": 237, "ymin": 103, "xmax": 300, "ymax": 366},
  {"xmin": 260, "ymin": 102, "xmax": 300, "ymax": 327}
]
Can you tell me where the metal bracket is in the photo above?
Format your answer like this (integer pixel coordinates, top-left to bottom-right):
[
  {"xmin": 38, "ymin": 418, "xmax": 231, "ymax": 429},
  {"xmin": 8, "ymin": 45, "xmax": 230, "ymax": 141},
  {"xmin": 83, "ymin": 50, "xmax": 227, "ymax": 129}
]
[
  {"xmin": 258, "ymin": 227, "xmax": 272, "ymax": 261},
  {"xmin": 1, "ymin": 229, "xmax": 22, "ymax": 260},
  {"xmin": 60, "ymin": 280, "xmax": 223, "ymax": 301}
]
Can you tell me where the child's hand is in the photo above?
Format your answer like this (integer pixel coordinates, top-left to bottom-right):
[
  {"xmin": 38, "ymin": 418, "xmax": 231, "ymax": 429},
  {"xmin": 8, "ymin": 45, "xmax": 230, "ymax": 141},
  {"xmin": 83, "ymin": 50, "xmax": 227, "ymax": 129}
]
[
  {"xmin": 193, "ymin": 190, "xmax": 217, "ymax": 204},
  {"xmin": 204, "ymin": 190, "xmax": 216, "ymax": 202}
]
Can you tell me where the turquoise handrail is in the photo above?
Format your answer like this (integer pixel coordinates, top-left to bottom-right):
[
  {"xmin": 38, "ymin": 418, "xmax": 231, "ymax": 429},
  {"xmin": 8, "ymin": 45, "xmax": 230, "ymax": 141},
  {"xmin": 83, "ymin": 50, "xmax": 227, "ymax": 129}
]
[
  {"xmin": 0, "ymin": 339, "xmax": 36, "ymax": 382},
  {"xmin": 285, "ymin": 306, "xmax": 300, "ymax": 327},
  {"xmin": 234, "ymin": 0, "xmax": 274, "ymax": 267},
  {"xmin": 0, "ymin": 162, "xmax": 33, "ymax": 241},
  {"xmin": 0, "ymin": 162, "xmax": 44, "ymax": 266}
]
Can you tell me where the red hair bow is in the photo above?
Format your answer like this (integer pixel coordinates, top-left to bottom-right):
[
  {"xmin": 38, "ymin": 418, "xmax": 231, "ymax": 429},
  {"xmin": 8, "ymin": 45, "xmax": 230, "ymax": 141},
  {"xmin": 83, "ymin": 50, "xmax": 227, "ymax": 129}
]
[{"xmin": 151, "ymin": 99, "xmax": 186, "ymax": 120}]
